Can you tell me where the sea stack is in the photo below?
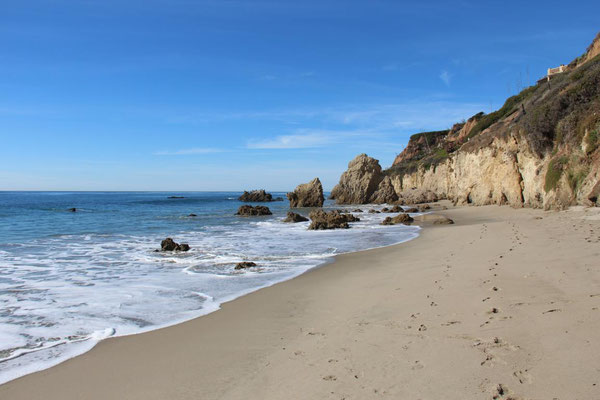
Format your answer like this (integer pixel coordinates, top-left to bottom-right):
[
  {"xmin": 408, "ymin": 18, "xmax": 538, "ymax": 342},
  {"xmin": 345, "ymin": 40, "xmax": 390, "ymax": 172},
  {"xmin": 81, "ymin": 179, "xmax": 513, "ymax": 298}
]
[{"xmin": 287, "ymin": 178, "xmax": 324, "ymax": 208}]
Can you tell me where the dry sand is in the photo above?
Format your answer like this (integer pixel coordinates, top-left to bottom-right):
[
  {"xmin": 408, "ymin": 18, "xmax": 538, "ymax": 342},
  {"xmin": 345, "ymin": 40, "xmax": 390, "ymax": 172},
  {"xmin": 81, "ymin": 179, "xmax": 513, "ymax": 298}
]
[{"xmin": 1, "ymin": 204, "xmax": 600, "ymax": 399}]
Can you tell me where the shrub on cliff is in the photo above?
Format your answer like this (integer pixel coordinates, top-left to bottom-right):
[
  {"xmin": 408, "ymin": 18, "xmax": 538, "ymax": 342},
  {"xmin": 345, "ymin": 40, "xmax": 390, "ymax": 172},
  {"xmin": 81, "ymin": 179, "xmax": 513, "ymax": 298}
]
[{"xmin": 544, "ymin": 156, "xmax": 568, "ymax": 193}]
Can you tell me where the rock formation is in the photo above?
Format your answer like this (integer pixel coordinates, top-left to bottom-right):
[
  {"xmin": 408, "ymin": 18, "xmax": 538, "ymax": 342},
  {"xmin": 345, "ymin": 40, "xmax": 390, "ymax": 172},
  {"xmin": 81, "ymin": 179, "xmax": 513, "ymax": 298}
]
[
  {"xmin": 413, "ymin": 214, "xmax": 454, "ymax": 225},
  {"xmin": 381, "ymin": 213, "xmax": 414, "ymax": 226},
  {"xmin": 287, "ymin": 178, "xmax": 324, "ymax": 207},
  {"xmin": 160, "ymin": 238, "xmax": 191, "ymax": 252},
  {"xmin": 369, "ymin": 176, "xmax": 398, "ymax": 204},
  {"xmin": 308, "ymin": 210, "xmax": 360, "ymax": 230},
  {"xmin": 396, "ymin": 189, "xmax": 439, "ymax": 205},
  {"xmin": 238, "ymin": 190, "xmax": 280, "ymax": 202},
  {"xmin": 283, "ymin": 212, "xmax": 309, "ymax": 223},
  {"xmin": 235, "ymin": 205, "xmax": 272, "ymax": 216},
  {"xmin": 330, "ymin": 154, "xmax": 387, "ymax": 204},
  {"xmin": 235, "ymin": 262, "xmax": 257, "ymax": 270},
  {"xmin": 332, "ymin": 34, "xmax": 600, "ymax": 210}
]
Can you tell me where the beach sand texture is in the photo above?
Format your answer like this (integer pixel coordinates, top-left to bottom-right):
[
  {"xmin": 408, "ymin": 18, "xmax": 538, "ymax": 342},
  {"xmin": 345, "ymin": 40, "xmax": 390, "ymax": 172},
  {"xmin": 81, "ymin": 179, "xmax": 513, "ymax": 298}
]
[{"xmin": 1, "ymin": 203, "xmax": 600, "ymax": 399}]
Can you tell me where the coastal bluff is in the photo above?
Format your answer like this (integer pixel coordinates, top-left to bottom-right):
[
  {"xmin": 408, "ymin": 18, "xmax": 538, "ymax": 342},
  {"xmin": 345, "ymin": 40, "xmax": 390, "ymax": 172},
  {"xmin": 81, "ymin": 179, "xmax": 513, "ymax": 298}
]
[{"xmin": 332, "ymin": 33, "xmax": 600, "ymax": 210}]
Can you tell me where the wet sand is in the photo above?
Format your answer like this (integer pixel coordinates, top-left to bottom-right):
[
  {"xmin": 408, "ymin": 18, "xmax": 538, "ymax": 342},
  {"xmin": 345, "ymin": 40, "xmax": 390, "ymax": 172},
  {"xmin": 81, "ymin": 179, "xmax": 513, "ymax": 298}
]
[{"xmin": 2, "ymin": 203, "xmax": 600, "ymax": 399}]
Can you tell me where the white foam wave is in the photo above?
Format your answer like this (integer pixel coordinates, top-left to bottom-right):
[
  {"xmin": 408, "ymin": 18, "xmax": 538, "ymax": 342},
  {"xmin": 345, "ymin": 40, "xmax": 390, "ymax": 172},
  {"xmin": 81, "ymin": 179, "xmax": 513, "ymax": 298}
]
[{"xmin": 0, "ymin": 205, "xmax": 420, "ymax": 384}]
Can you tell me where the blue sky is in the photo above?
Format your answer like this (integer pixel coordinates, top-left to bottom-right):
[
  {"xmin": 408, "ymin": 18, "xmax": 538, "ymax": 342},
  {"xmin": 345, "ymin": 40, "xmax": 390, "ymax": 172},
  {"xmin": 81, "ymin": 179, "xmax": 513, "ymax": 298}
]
[{"xmin": 1, "ymin": 1, "xmax": 598, "ymax": 191}]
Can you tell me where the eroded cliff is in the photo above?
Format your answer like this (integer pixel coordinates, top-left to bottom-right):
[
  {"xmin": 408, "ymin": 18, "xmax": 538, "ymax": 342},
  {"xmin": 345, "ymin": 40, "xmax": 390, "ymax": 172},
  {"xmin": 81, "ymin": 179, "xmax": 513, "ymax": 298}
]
[{"xmin": 332, "ymin": 33, "xmax": 600, "ymax": 209}]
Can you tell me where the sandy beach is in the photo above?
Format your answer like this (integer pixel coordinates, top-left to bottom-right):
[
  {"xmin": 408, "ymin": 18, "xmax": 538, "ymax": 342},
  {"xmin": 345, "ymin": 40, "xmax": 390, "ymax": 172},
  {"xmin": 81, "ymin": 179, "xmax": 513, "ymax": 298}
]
[{"xmin": 1, "ymin": 203, "xmax": 600, "ymax": 399}]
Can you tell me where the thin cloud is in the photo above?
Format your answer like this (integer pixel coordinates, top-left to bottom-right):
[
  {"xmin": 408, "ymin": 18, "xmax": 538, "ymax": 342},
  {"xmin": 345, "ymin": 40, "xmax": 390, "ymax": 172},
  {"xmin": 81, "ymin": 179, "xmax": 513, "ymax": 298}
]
[
  {"xmin": 154, "ymin": 147, "xmax": 223, "ymax": 155},
  {"xmin": 439, "ymin": 70, "xmax": 451, "ymax": 86},
  {"xmin": 247, "ymin": 130, "xmax": 367, "ymax": 150},
  {"xmin": 247, "ymin": 133, "xmax": 336, "ymax": 149}
]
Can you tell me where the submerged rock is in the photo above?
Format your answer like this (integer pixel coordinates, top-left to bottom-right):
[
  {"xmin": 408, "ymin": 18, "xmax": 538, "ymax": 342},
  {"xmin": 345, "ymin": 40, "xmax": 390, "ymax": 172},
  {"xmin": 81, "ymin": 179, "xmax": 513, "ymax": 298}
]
[
  {"xmin": 368, "ymin": 209, "xmax": 380, "ymax": 214},
  {"xmin": 287, "ymin": 178, "xmax": 324, "ymax": 208},
  {"xmin": 160, "ymin": 238, "xmax": 191, "ymax": 252},
  {"xmin": 352, "ymin": 208, "xmax": 363, "ymax": 213},
  {"xmin": 168, "ymin": 196, "xmax": 185, "ymax": 199},
  {"xmin": 308, "ymin": 210, "xmax": 360, "ymax": 230},
  {"xmin": 283, "ymin": 211, "xmax": 309, "ymax": 223},
  {"xmin": 238, "ymin": 190, "xmax": 275, "ymax": 202},
  {"xmin": 235, "ymin": 261, "xmax": 257, "ymax": 270},
  {"xmin": 380, "ymin": 213, "xmax": 414, "ymax": 226},
  {"xmin": 235, "ymin": 205, "xmax": 273, "ymax": 216}
]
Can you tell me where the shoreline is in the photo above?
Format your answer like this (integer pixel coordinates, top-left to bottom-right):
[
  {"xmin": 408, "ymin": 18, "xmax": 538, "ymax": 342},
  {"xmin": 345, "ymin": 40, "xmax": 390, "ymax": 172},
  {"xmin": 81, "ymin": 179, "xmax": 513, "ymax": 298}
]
[
  {"xmin": 0, "ymin": 205, "xmax": 421, "ymax": 386},
  {"xmin": 2, "ymin": 204, "xmax": 600, "ymax": 399}
]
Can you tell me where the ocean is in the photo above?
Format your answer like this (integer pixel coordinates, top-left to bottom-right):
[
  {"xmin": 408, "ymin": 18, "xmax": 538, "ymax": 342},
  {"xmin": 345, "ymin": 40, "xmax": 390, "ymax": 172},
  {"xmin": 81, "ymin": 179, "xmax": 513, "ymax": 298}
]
[{"xmin": 0, "ymin": 191, "xmax": 420, "ymax": 384}]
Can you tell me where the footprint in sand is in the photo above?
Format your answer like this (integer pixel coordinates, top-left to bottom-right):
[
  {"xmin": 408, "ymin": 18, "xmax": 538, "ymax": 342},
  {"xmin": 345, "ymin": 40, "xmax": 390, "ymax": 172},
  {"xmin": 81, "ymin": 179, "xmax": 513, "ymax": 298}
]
[
  {"xmin": 322, "ymin": 375, "xmax": 337, "ymax": 381},
  {"xmin": 442, "ymin": 320, "xmax": 461, "ymax": 326},
  {"xmin": 513, "ymin": 369, "xmax": 532, "ymax": 384},
  {"xmin": 411, "ymin": 360, "xmax": 424, "ymax": 370},
  {"xmin": 542, "ymin": 309, "xmax": 561, "ymax": 314}
]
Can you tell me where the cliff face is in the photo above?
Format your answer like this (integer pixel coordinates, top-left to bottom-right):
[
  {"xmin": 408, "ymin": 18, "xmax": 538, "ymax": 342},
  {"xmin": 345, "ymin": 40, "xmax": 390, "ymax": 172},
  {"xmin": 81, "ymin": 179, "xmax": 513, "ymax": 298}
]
[{"xmin": 332, "ymin": 33, "xmax": 600, "ymax": 209}]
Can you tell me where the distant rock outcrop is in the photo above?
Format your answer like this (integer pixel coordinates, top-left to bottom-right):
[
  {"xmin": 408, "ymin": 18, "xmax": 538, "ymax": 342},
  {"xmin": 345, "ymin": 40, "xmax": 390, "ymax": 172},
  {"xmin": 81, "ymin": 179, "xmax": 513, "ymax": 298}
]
[
  {"xmin": 308, "ymin": 210, "xmax": 359, "ymax": 230},
  {"xmin": 287, "ymin": 178, "xmax": 324, "ymax": 208},
  {"xmin": 330, "ymin": 154, "xmax": 387, "ymax": 204},
  {"xmin": 369, "ymin": 176, "xmax": 399, "ymax": 204},
  {"xmin": 160, "ymin": 238, "xmax": 191, "ymax": 252},
  {"xmin": 283, "ymin": 211, "xmax": 309, "ymax": 223},
  {"xmin": 235, "ymin": 205, "xmax": 273, "ymax": 216},
  {"xmin": 238, "ymin": 190, "xmax": 280, "ymax": 202}
]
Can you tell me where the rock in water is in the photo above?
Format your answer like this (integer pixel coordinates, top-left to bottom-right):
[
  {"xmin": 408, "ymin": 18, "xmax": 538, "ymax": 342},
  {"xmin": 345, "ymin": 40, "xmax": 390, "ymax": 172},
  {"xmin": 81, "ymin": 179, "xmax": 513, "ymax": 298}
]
[
  {"xmin": 177, "ymin": 243, "xmax": 191, "ymax": 251},
  {"xmin": 235, "ymin": 205, "xmax": 273, "ymax": 216},
  {"xmin": 287, "ymin": 178, "xmax": 324, "ymax": 207},
  {"xmin": 283, "ymin": 211, "xmax": 309, "ymax": 223},
  {"xmin": 160, "ymin": 238, "xmax": 191, "ymax": 251},
  {"xmin": 308, "ymin": 210, "xmax": 360, "ymax": 230},
  {"xmin": 238, "ymin": 190, "xmax": 274, "ymax": 202},
  {"xmin": 188, "ymin": 213, "xmax": 197, "ymax": 217},
  {"xmin": 404, "ymin": 207, "xmax": 419, "ymax": 213},
  {"xmin": 380, "ymin": 213, "xmax": 414, "ymax": 226},
  {"xmin": 235, "ymin": 262, "xmax": 257, "ymax": 270},
  {"xmin": 68, "ymin": 208, "xmax": 77, "ymax": 212}
]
